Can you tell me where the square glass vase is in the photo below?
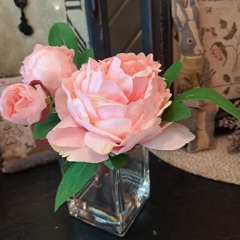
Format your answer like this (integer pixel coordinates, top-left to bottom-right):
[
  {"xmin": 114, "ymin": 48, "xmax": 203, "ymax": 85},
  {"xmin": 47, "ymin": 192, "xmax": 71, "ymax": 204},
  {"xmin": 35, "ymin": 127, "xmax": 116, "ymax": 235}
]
[{"xmin": 59, "ymin": 145, "xmax": 150, "ymax": 237}]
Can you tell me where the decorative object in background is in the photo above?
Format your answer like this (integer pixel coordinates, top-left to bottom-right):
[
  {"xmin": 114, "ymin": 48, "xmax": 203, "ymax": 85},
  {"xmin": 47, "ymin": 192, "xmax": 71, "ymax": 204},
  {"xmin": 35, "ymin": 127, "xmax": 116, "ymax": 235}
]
[
  {"xmin": 219, "ymin": 99, "xmax": 240, "ymax": 153},
  {"xmin": 1, "ymin": 22, "xmax": 239, "ymax": 237},
  {"xmin": 150, "ymin": 0, "xmax": 240, "ymax": 190},
  {"xmin": 0, "ymin": 76, "xmax": 58, "ymax": 173},
  {"xmin": 187, "ymin": 99, "xmax": 218, "ymax": 152},
  {"xmin": 0, "ymin": 0, "xmax": 90, "ymax": 78},
  {"xmin": 172, "ymin": 0, "xmax": 240, "ymax": 152},
  {"xmin": 149, "ymin": 134, "xmax": 240, "ymax": 186},
  {"xmin": 172, "ymin": 0, "xmax": 220, "ymax": 152},
  {"xmin": 198, "ymin": 0, "xmax": 240, "ymax": 100},
  {"xmin": 14, "ymin": 0, "xmax": 33, "ymax": 36},
  {"xmin": 0, "ymin": 0, "xmax": 66, "ymax": 77},
  {"xmin": 149, "ymin": 0, "xmax": 240, "ymax": 190}
]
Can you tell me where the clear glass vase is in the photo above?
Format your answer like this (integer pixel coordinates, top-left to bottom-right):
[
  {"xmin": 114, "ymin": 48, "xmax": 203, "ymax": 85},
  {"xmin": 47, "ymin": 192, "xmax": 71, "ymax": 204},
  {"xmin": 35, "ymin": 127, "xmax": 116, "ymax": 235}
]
[{"xmin": 59, "ymin": 145, "xmax": 150, "ymax": 237}]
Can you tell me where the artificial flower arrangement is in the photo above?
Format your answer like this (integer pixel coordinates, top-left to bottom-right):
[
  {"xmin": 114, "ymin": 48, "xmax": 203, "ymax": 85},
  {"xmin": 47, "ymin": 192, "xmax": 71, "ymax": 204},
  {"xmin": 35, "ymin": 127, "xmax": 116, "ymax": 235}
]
[{"xmin": 1, "ymin": 22, "xmax": 240, "ymax": 215}]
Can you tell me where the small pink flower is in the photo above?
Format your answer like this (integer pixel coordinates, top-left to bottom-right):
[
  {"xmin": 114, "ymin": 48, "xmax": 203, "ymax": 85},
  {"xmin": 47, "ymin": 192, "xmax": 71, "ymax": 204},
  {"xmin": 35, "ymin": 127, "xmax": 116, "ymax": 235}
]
[
  {"xmin": 0, "ymin": 83, "xmax": 49, "ymax": 126},
  {"xmin": 47, "ymin": 53, "xmax": 194, "ymax": 163},
  {"xmin": 20, "ymin": 44, "xmax": 77, "ymax": 96}
]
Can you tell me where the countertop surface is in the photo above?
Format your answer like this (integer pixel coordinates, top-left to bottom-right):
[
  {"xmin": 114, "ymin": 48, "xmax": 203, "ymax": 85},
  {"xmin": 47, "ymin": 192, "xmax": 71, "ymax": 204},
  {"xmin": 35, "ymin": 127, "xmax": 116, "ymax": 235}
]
[{"xmin": 1, "ymin": 152, "xmax": 240, "ymax": 240}]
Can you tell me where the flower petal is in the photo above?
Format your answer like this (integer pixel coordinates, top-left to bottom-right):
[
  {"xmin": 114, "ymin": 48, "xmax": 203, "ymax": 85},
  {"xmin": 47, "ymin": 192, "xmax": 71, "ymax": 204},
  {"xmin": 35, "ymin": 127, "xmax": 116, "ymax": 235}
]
[
  {"xmin": 66, "ymin": 146, "xmax": 108, "ymax": 163},
  {"xmin": 87, "ymin": 70, "xmax": 103, "ymax": 94},
  {"xmin": 27, "ymin": 84, "xmax": 48, "ymax": 125},
  {"xmin": 112, "ymin": 124, "xmax": 162, "ymax": 155},
  {"xmin": 96, "ymin": 103, "xmax": 127, "ymax": 120},
  {"xmin": 47, "ymin": 115, "xmax": 86, "ymax": 148},
  {"xmin": 98, "ymin": 80, "xmax": 128, "ymax": 104},
  {"xmin": 73, "ymin": 98, "xmax": 89, "ymax": 122},
  {"xmin": 55, "ymin": 87, "xmax": 69, "ymax": 120},
  {"xmin": 75, "ymin": 118, "xmax": 122, "ymax": 142},
  {"xmin": 95, "ymin": 118, "xmax": 132, "ymax": 138},
  {"xmin": 141, "ymin": 122, "xmax": 195, "ymax": 150},
  {"xmin": 128, "ymin": 76, "xmax": 149, "ymax": 102},
  {"xmin": 75, "ymin": 90, "xmax": 98, "ymax": 121},
  {"xmin": 84, "ymin": 132, "xmax": 117, "ymax": 154},
  {"xmin": 125, "ymin": 102, "xmax": 143, "ymax": 125},
  {"xmin": 107, "ymin": 57, "xmax": 133, "ymax": 97}
]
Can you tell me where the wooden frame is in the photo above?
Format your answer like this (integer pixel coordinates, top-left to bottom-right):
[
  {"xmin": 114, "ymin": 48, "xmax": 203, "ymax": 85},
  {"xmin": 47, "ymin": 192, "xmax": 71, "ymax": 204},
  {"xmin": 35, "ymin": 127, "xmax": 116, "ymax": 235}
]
[{"xmin": 151, "ymin": 0, "xmax": 173, "ymax": 73}]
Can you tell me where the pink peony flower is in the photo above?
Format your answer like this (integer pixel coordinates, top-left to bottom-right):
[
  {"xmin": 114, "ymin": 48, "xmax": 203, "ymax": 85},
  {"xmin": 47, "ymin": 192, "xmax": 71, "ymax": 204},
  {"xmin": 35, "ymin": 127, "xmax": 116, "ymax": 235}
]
[
  {"xmin": 0, "ymin": 83, "xmax": 49, "ymax": 126},
  {"xmin": 47, "ymin": 53, "xmax": 194, "ymax": 163},
  {"xmin": 20, "ymin": 44, "xmax": 77, "ymax": 96}
]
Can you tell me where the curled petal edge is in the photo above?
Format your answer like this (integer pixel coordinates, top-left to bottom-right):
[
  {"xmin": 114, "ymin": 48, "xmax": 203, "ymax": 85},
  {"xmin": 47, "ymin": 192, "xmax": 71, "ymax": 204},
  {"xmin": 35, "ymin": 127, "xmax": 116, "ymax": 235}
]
[{"xmin": 141, "ymin": 122, "xmax": 195, "ymax": 150}]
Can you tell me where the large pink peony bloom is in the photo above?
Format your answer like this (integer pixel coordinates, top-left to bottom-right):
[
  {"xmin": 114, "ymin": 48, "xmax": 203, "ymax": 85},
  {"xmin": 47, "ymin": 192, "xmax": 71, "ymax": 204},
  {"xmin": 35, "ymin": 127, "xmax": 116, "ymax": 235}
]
[
  {"xmin": 47, "ymin": 53, "xmax": 194, "ymax": 163},
  {"xmin": 0, "ymin": 83, "xmax": 48, "ymax": 126},
  {"xmin": 20, "ymin": 44, "xmax": 77, "ymax": 96}
]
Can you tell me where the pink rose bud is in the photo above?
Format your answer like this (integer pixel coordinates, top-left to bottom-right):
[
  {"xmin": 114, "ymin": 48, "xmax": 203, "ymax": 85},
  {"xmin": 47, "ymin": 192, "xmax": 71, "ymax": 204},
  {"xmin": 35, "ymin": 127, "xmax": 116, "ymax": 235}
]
[
  {"xmin": 20, "ymin": 44, "xmax": 77, "ymax": 96},
  {"xmin": 0, "ymin": 83, "xmax": 50, "ymax": 126}
]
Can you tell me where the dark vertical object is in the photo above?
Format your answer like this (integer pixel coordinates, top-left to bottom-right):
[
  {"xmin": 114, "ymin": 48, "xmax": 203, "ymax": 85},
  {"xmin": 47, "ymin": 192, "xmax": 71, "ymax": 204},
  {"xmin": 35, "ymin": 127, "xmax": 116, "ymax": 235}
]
[
  {"xmin": 85, "ymin": 0, "xmax": 111, "ymax": 60},
  {"xmin": 14, "ymin": 0, "xmax": 33, "ymax": 36},
  {"xmin": 140, "ymin": 0, "xmax": 152, "ymax": 55},
  {"xmin": 100, "ymin": 0, "xmax": 111, "ymax": 58},
  {"xmin": 151, "ymin": 0, "xmax": 172, "ymax": 73}
]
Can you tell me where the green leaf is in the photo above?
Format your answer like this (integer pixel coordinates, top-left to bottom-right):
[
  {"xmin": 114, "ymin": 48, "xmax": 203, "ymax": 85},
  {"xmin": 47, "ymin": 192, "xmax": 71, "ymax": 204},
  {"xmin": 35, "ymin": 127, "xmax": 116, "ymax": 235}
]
[
  {"xmin": 162, "ymin": 101, "xmax": 191, "ymax": 122},
  {"xmin": 74, "ymin": 52, "xmax": 82, "ymax": 69},
  {"xmin": 55, "ymin": 162, "xmax": 99, "ymax": 211},
  {"xmin": 104, "ymin": 159, "xmax": 115, "ymax": 170},
  {"xmin": 33, "ymin": 108, "xmax": 60, "ymax": 140},
  {"xmin": 74, "ymin": 48, "xmax": 94, "ymax": 69},
  {"xmin": 62, "ymin": 160, "xmax": 74, "ymax": 174},
  {"xmin": 163, "ymin": 60, "xmax": 182, "ymax": 89},
  {"xmin": 174, "ymin": 88, "xmax": 240, "ymax": 120},
  {"xmin": 48, "ymin": 22, "xmax": 78, "ymax": 53},
  {"xmin": 109, "ymin": 153, "xmax": 128, "ymax": 170}
]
